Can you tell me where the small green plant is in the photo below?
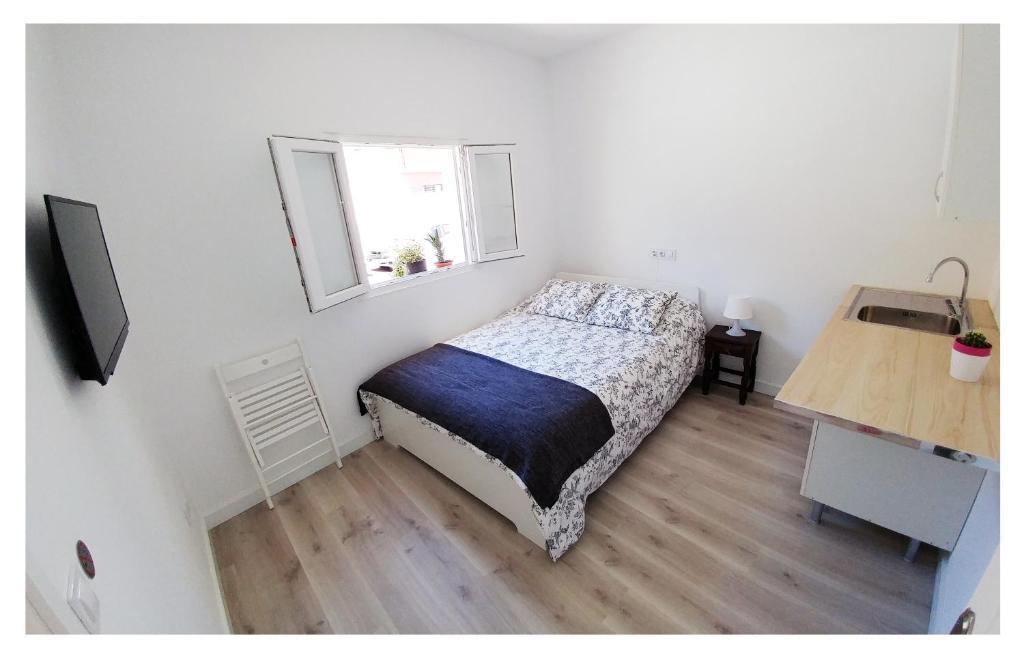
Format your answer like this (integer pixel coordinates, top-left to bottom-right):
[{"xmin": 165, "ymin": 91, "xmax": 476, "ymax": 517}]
[
  {"xmin": 393, "ymin": 243, "xmax": 425, "ymax": 278},
  {"xmin": 958, "ymin": 331, "xmax": 991, "ymax": 349},
  {"xmin": 425, "ymin": 227, "xmax": 447, "ymax": 263}
]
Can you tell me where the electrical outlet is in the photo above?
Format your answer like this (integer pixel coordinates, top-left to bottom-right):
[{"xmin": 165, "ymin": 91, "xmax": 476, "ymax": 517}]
[{"xmin": 650, "ymin": 248, "xmax": 677, "ymax": 261}]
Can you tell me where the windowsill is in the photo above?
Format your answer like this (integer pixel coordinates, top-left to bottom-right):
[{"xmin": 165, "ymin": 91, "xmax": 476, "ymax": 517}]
[{"xmin": 365, "ymin": 262, "xmax": 476, "ymax": 298}]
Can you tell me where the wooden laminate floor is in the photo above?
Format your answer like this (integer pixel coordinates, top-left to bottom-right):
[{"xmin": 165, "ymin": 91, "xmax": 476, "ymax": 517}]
[{"xmin": 210, "ymin": 387, "xmax": 937, "ymax": 634}]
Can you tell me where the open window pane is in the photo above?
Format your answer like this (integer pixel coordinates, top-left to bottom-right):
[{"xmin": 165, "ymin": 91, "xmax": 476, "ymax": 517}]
[
  {"xmin": 466, "ymin": 145, "xmax": 521, "ymax": 261},
  {"xmin": 474, "ymin": 153, "xmax": 517, "ymax": 253},
  {"xmin": 342, "ymin": 144, "xmax": 468, "ymax": 286},
  {"xmin": 292, "ymin": 151, "xmax": 359, "ymax": 295},
  {"xmin": 268, "ymin": 137, "xmax": 368, "ymax": 311}
]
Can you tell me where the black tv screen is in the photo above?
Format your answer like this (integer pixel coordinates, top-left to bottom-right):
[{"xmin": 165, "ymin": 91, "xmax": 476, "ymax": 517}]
[{"xmin": 45, "ymin": 195, "xmax": 130, "ymax": 384}]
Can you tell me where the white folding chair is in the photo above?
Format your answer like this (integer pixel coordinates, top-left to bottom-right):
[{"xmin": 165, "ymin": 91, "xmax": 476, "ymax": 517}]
[{"xmin": 216, "ymin": 339, "xmax": 342, "ymax": 509}]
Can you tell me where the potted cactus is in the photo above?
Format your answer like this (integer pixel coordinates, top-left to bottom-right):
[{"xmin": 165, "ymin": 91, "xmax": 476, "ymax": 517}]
[
  {"xmin": 950, "ymin": 331, "xmax": 992, "ymax": 382},
  {"xmin": 393, "ymin": 243, "xmax": 427, "ymax": 277},
  {"xmin": 425, "ymin": 227, "xmax": 453, "ymax": 269}
]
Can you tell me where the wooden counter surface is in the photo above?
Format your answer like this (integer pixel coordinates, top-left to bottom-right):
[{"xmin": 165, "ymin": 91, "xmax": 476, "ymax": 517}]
[{"xmin": 775, "ymin": 285, "xmax": 999, "ymax": 461}]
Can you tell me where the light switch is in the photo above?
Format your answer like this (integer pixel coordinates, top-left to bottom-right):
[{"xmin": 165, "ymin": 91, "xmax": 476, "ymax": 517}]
[{"xmin": 66, "ymin": 565, "xmax": 100, "ymax": 633}]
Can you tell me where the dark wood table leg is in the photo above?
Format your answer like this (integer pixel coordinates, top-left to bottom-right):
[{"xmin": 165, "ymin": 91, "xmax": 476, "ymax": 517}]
[
  {"xmin": 701, "ymin": 350, "xmax": 711, "ymax": 394},
  {"xmin": 748, "ymin": 342, "xmax": 758, "ymax": 391},
  {"xmin": 739, "ymin": 354, "xmax": 751, "ymax": 405}
]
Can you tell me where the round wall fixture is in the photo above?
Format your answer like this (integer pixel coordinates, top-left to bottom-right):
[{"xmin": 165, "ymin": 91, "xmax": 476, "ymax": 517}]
[{"xmin": 76, "ymin": 540, "xmax": 95, "ymax": 579}]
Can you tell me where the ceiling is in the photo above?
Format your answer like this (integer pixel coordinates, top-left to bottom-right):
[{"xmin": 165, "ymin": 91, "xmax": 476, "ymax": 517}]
[{"xmin": 434, "ymin": 24, "xmax": 634, "ymax": 60}]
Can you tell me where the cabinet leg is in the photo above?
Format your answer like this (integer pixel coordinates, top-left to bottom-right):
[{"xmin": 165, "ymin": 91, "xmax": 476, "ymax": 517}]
[
  {"xmin": 808, "ymin": 501, "xmax": 825, "ymax": 524},
  {"xmin": 904, "ymin": 539, "xmax": 921, "ymax": 563},
  {"xmin": 701, "ymin": 356, "xmax": 711, "ymax": 394}
]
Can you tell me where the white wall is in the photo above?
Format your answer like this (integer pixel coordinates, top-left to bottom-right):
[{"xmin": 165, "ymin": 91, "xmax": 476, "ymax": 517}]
[
  {"xmin": 988, "ymin": 249, "xmax": 1000, "ymax": 324},
  {"xmin": 549, "ymin": 25, "xmax": 999, "ymax": 390},
  {"xmin": 28, "ymin": 25, "xmax": 557, "ymax": 524},
  {"xmin": 940, "ymin": 24, "xmax": 999, "ymax": 222},
  {"xmin": 929, "ymin": 470, "xmax": 999, "ymax": 633},
  {"xmin": 26, "ymin": 28, "xmax": 227, "ymax": 633}
]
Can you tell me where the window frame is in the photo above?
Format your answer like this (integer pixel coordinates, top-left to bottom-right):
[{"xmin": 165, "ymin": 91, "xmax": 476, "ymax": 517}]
[
  {"xmin": 269, "ymin": 134, "xmax": 521, "ymax": 312},
  {"xmin": 268, "ymin": 137, "xmax": 370, "ymax": 311}
]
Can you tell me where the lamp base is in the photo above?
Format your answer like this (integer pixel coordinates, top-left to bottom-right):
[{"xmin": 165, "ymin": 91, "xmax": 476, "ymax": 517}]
[{"xmin": 726, "ymin": 320, "xmax": 746, "ymax": 337}]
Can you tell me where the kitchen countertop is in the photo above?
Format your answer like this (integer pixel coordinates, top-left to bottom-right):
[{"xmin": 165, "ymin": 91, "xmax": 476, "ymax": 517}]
[{"xmin": 775, "ymin": 285, "xmax": 999, "ymax": 461}]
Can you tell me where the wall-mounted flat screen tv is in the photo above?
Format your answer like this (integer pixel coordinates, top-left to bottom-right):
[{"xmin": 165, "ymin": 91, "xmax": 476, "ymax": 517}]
[{"xmin": 45, "ymin": 195, "xmax": 130, "ymax": 385}]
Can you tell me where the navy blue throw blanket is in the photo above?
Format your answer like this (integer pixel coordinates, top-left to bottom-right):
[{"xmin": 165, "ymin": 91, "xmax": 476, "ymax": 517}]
[{"xmin": 358, "ymin": 343, "xmax": 614, "ymax": 509}]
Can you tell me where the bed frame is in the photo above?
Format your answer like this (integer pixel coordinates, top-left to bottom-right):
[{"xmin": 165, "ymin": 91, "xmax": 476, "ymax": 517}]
[{"xmin": 377, "ymin": 272, "xmax": 702, "ymax": 551}]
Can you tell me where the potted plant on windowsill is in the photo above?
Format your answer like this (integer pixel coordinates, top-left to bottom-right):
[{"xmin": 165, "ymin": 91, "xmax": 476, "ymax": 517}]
[
  {"xmin": 426, "ymin": 227, "xmax": 453, "ymax": 269},
  {"xmin": 950, "ymin": 331, "xmax": 993, "ymax": 382},
  {"xmin": 394, "ymin": 243, "xmax": 427, "ymax": 277}
]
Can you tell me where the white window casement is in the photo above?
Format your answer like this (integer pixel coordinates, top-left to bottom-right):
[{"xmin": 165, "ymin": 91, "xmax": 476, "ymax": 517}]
[
  {"xmin": 268, "ymin": 136, "xmax": 521, "ymax": 312},
  {"xmin": 465, "ymin": 145, "xmax": 522, "ymax": 262},
  {"xmin": 268, "ymin": 137, "xmax": 368, "ymax": 311}
]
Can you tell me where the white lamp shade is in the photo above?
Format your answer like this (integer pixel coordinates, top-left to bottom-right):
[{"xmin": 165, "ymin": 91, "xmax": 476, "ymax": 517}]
[{"xmin": 723, "ymin": 295, "xmax": 753, "ymax": 320}]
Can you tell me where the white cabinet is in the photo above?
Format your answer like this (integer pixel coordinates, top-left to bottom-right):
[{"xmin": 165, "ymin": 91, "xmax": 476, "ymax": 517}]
[
  {"xmin": 928, "ymin": 470, "xmax": 999, "ymax": 633},
  {"xmin": 937, "ymin": 25, "xmax": 999, "ymax": 222},
  {"xmin": 802, "ymin": 421, "xmax": 985, "ymax": 551}
]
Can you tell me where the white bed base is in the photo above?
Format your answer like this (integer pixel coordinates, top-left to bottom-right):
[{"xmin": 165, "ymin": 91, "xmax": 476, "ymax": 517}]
[
  {"xmin": 375, "ymin": 272, "xmax": 702, "ymax": 553},
  {"xmin": 378, "ymin": 400, "xmax": 549, "ymax": 548}
]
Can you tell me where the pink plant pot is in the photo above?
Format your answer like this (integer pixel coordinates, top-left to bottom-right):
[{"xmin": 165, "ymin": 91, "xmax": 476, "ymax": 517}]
[{"xmin": 950, "ymin": 338, "xmax": 992, "ymax": 382}]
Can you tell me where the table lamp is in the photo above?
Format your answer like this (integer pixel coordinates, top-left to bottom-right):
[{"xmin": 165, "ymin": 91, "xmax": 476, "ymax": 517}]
[{"xmin": 724, "ymin": 295, "xmax": 753, "ymax": 337}]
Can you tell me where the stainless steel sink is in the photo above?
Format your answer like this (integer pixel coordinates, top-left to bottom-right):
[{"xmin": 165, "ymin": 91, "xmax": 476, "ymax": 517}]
[
  {"xmin": 846, "ymin": 287, "xmax": 969, "ymax": 335},
  {"xmin": 855, "ymin": 305, "xmax": 961, "ymax": 335}
]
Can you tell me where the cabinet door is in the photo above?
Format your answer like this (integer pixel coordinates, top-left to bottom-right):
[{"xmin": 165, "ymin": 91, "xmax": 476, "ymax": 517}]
[
  {"xmin": 803, "ymin": 421, "xmax": 985, "ymax": 550},
  {"xmin": 938, "ymin": 25, "xmax": 999, "ymax": 222}
]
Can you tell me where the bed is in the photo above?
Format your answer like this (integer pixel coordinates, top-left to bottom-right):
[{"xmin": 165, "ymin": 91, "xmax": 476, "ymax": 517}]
[{"xmin": 358, "ymin": 272, "xmax": 705, "ymax": 560}]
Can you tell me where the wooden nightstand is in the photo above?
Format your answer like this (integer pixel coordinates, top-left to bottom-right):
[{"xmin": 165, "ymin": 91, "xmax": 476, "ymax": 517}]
[{"xmin": 701, "ymin": 325, "xmax": 762, "ymax": 405}]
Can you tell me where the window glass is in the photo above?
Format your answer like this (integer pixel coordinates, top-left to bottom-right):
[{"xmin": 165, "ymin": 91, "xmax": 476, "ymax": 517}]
[
  {"xmin": 473, "ymin": 152, "xmax": 518, "ymax": 254},
  {"xmin": 342, "ymin": 145, "xmax": 467, "ymax": 286},
  {"xmin": 291, "ymin": 151, "xmax": 360, "ymax": 295}
]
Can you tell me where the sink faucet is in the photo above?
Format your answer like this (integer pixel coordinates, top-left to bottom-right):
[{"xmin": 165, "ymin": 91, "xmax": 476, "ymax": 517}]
[{"xmin": 926, "ymin": 257, "xmax": 970, "ymax": 320}]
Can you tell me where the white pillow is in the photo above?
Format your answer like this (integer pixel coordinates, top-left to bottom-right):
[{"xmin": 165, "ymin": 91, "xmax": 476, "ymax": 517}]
[
  {"xmin": 585, "ymin": 284, "xmax": 678, "ymax": 334},
  {"xmin": 526, "ymin": 279, "xmax": 606, "ymax": 322}
]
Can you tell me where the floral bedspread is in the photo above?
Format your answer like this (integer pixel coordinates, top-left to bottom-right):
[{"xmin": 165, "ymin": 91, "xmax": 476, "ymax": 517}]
[{"xmin": 359, "ymin": 296, "xmax": 705, "ymax": 560}]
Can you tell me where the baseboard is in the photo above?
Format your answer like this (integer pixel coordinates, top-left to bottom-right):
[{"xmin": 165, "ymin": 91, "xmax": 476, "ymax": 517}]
[
  {"xmin": 753, "ymin": 379, "xmax": 782, "ymax": 396},
  {"xmin": 203, "ymin": 429, "xmax": 376, "ymax": 529},
  {"xmin": 200, "ymin": 523, "xmax": 232, "ymax": 633}
]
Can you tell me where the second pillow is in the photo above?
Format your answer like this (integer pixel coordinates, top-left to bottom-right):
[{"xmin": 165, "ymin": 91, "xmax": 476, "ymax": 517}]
[{"xmin": 585, "ymin": 284, "xmax": 678, "ymax": 334}]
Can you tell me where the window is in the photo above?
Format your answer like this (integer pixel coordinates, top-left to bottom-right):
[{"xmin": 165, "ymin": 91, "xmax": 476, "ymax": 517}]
[
  {"xmin": 269, "ymin": 137, "xmax": 520, "ymax": 312},
  {"xmin": 341, "ymin": 144, "xmax": 467, "ymax": 286}
]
